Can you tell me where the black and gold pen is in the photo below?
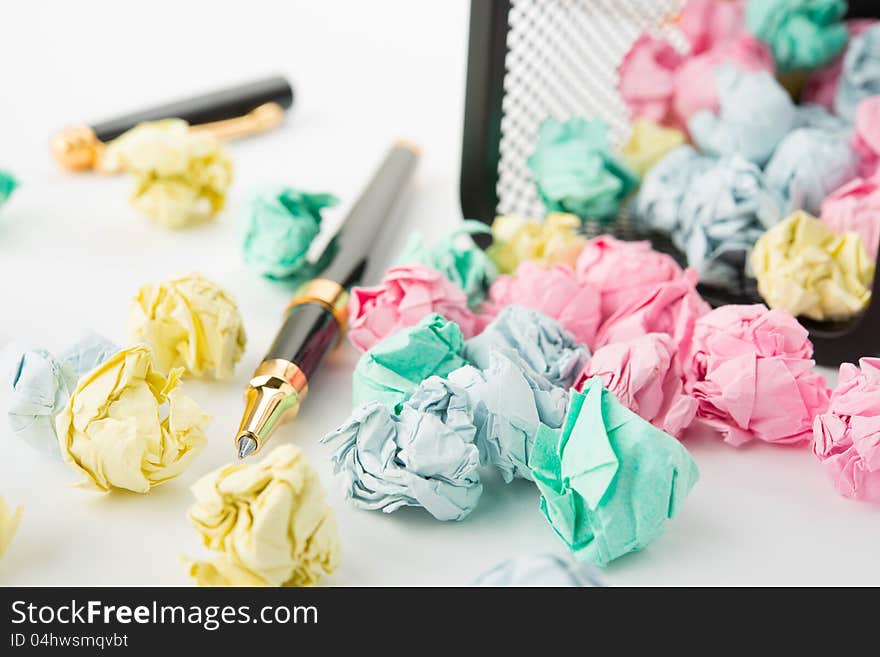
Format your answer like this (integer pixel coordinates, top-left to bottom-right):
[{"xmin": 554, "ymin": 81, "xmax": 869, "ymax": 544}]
[{"xmin": 234, "ymin": 141, "xmax": 420, "ymax": 458}]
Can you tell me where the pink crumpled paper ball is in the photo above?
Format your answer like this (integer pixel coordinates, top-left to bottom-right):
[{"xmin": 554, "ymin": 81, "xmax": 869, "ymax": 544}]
[
  {"xmin": 851, "ymin": 97, "xmax": 880, "ymax": 179},
  {"xmin": 685, "ymin": 304, "xmax": 830, "ymax": 447},
  {"xmin": 482, "ymin": 261, "xmax": 601, "ymax": 349},
  {"xmin": 618, "ymin": 34, "xmax": 685, "ymax": 127},
  {"xmin": 576, "ymin": 235, "xmax": 685, "ymax": 321},
  {"xmin": 803, "ymin": 20, "xmax": 877, "ymax": 111},
  {"xmin": 348, "ymin": 264, "xmax": 484, "ymax": 352},
  {"xmin": 813, "ymin": 358, "xmax": 880, "ymax": 503},
  {"xmin": 680, "ymin": 0, "xmax": 747, "ymax": 56},
  {"xmin": 821, "ymin": 177, "xmax": 880, "ymax": 259},
  {"xmin": 673, "ymin": 35, "xmax": 774, "ymax": 126},
  {"xmin": 575, "ymin": 333, "xmax": 698, "ymax": 439}
]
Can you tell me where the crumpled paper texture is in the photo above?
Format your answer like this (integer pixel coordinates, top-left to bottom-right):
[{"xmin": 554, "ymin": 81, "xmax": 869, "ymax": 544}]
[
  {"xmin": 0, "ymin": 497, "xmax": 22, "ymax": 558},
  {"xmin": 689, "ymin": 67, "xmax": 796, "ymax": 166},
  {"xmin": 821, "ymin": 177, "xmax": 880, "ymax": 259},
  {"xmin": 746, "ymin": 0, "xmax": 848, "ymax": 71},
  {"xmin": 765, "ymin": 128, "xmax": 859, "ymax": 214},
  {"xmin": 323, "ymin": 378, "xmax": 482, "ymax": 521},
  {"xmin": 527, "ymin": 118, "xmax": 638, "ymax": 222},
  {"xmin": 348, "ymin": 264, "xmax": 483, "ymax": 353},
  {"xmin": 530, "ymin": 378, "xmax": 699, "ymax": 567},
  {"xmin": 482, "ymin": 261, "xmax": 601, "ymax": 349},
  {"xmin": 836, "ymin": 23, "xmax": 880, "ymax": 121},
  {"xmin": 396, "ymin": 220, "xmax": 497, "ymax": 307},
  {"xmin": 450, "ymin": 352, "xmax": 569, "ymax": 483},
  {"xmin": 813, "ymin": 358, "xmax": 880, "ymax": 503},
  {"xmin": 352, "ymin": 313, "xmax": 466, "ymax": 409},
  {"xmin": 2, "ymin": 334, "xmax": 119, "ymax": 458},
  {"xmin": 617, "ymin": 34, "xmax": 684, "ymax": 127},
  {"xmin": 186, "ymin": 444, "xmax": 340, "ymax": 587},
  {"xmin": 130, "ymin": 273, "xmax": 246, "ymax": 380},
  {"xmin": 620, "ymin": 119, "xmax": 686, "ymax": 177},
  {"xmin": 752, "ymin": 210, "xmax": 874, "ymax": 321},
  {"xmin": 486, "ymin": 213, "xmax": 585, "ymax": 275},
  {"xmin": 803, "ymin": 19, "xmax": 876, "ymax": 109},
  {"xmin": 103, "ymin": 119, "xmax": 233, "ymax": 228},
  {"xmin": 576, "ymin": 333, "xmax": 698, "ymax": 439},
  {"xmin": 794, "ymin": 103, "xmax": 851, "ymax": 132},
  {"xmin": 851, "ymin": 97, "xmax": 880, "ymax": 179},
  {"xmin": 681, "ymin": 0, "xmax": 748, "ymax": 56},
  {"xmin": 240, "ymin": 186, "xmax": 338, "ymax": 280},
  {"xmin": 685, "ymin": 304, "xmax": 830, "ymax": 446},
  {"xmin": 0, "ymin": 169, "xmax": 17, "ymax": 211},
  {"xmin": 463, "ymin": 305, "xmax": 589, "ymax": 391},
  {"xmin": 472, "ymin": 554, "xmax": 603, "ymax": 587},
  {"xmin": 55, "ymin": 345, "xmax": 209, "ymax": 493}
]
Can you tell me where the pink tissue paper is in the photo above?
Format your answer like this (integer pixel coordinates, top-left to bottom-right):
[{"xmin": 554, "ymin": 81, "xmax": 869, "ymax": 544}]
[
  {"xmin": 821, "ymin": 177, "xmax": 880, "ymax": 259},
  {"xmin": 618, "ymin": 34, "xmax": 685, "ymax": 128},
  {"xmin": 851, "ymin": 97, "xmax": 880, "ymax": 179},
  {"xmin": 680, "ymin": 0, "xmax": 747, "ymax": 56}
]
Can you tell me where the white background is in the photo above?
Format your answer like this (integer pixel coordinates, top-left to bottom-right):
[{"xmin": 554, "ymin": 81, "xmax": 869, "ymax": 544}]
[{"xmin": 0, "ymin": 0, "xmax": 878, "ymax": 587}]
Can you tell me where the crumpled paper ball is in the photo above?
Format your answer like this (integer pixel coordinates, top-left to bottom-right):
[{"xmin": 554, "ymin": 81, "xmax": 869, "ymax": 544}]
[
  {"xmin": 463, "ymin": 305, "xmax": 589, "ymax": 391},
  {"xmin": 130, "ymin": 273, "xmax": 247, "ymax": 380},
  {"xmin": 836, "ymin": 23, "xmax": 880, "ymax": 121},
  {"xmin": 396, "ymin": 220, "xmax": 497, "ymax": 307},
  {"xmin": 617, "ymin": 34, "xmax": 684, "ymax": 127},
  {"xmin": 186, "ymin": 444, "xmax": 340, "ymax": 587},
  {"xmin": 620, "ymin": 119, "xmax": 686, "ymax": 177},
  {"xmin": 486, "ymin": 213, "xmax": 585, "ymax": 275},
  {"xmin": 689, "ymin": 67, "xmax": 796, "ymax": 166},
  {"xmin": 634, "ymin": 145, "xmax": 715, "ymax": 235},
  {"xmin": 0, "ymin": 497, "xmax": 22, "ymax": 558},
  {"xmin": 673, "ymin": 155, "xmax": 784, "ymax": 292},
  {"xmin": 803, "ymin": 19, "xmax": 877, "ymax": 110},
  {"xmin": 323, "ymin": 378, "xmax": 482, "ymax": 521},
  {"xmin": 851, "ymin": 97, "xmax": 880, "ymax": 179},
  {"xmin": 530, "ymin": 378, "xmax": 699, "ymax": 567},
  {"xmin": 673, "ymin": 34, "xmax": 774, "ymax": 125},
  {"xmin": 482, "ymin": 261, "xmax": 601, "ymax": 349},
  {"xmin": 450, "ymin": 351, "xmax": 569, "ymax": 483},
  {"xmin": 746, "ymin": 0, "xmax": 848, "ymax": 72},
  {"xmin": 821, "ymin": 177, "xmax": 880, "ymax": 259},
  {"xmin": 2, "ymin": 334, "xmax": 119, "ymax": 458},
  {"xmin": 103, "ymin": 119, "xmax": 233, "ymax": 228},
  {"xmin": 752, "ymin": 210, "xmax": 874, "ymax": 321},
  {"xmin": 576, "ymin": 333, "xmax": 698, "ymax": 439},
  {"xmin": 685, "ymin": 304, "xmax": 830, "ymax": 446},
  {"xmin": 472, "ymin": 554, "xmax": 602, "ymax": 587},
  {"xmin": 55, "ymin": 344, "xmax": 210, "ymax": 493},
  {"xmin": 348, "ymin": 264, "xmax": 483, "ymax": 353},
  {"xmin": 352, "ymin": 313, "xmax": 466, "ymax": 409},
  {"xmin": 527, "ymin": 118, "xmax": 638, "ymax": 222},
  {"xmin": 681, "ymin": 0, "xmax": 747, "ymax": 56},
  {"xmin": 813, "ymin": 358, "xmax": 880, "ymax": 503},
  {"xmin": 764, "ymin": 127, "xmax": 859, "ymax": 214},
  {"xmin": 0, "ymin": 169, "xmax": 17, "ymax": 211},
  {"xmin": 239, "ymin": 186, "xmax": 338, "ymax": 280},
  {"xmin": 793, "ymin": 103, "xmax": 851, "ymax": 132}
]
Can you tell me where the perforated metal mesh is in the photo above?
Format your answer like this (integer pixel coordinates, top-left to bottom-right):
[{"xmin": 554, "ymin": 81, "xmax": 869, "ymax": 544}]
[{"xmin": 497, "ymin": 0, "xmax": 687, "ymax": 221}]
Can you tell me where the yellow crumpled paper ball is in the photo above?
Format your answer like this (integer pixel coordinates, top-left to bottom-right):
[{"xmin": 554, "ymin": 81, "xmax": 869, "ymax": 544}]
[
  {"xmin": 186, "ymin": 444, "xmax": 340, "ymax": 587},
  {"xmin": 103, "ymin": 119, "xmax": 233, "ymax": 228},
  {"xmin": 486, "ymin": 213, "xmax": 586, "ymax": 274},
  {"xmin": 0, "ymin": 497, "xmax": 22, "ymax": 558},
  {"xmin": 130, "ymin": 273, "xmax": 246, "ymax": 380},
  {"xmin": 752, "ymin": 210, "xmax": 875, "ymax": 321},
  {"xmin": 620, "ymin": 118, "xmax": 686, "ymax": 177},
  {"xmin": 55, "ymin": 345, "xmax": 210, "ymax": 493}
]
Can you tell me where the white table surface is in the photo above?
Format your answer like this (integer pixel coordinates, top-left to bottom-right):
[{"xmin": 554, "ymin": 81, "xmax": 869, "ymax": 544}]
[{"xmin": 1, "ymin": 0, "xmax": 878, "ymax": 587}]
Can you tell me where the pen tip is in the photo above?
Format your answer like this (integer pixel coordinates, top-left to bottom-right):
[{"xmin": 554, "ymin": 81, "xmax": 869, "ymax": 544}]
[{"xmin": 237, "ymin": 435, "xmax": 258, "ymax": 459}]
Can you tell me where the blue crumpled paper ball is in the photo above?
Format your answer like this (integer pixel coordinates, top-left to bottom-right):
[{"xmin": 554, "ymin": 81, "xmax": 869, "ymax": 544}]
[{"xmin": 836, "ymin": 23, "xmax": 880, "ymax": 121}]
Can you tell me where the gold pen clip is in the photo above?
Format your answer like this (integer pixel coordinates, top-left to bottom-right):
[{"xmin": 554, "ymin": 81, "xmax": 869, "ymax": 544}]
[{"xmin": 50, "ymin": 101, "xmax": 286, "ymax": 172}]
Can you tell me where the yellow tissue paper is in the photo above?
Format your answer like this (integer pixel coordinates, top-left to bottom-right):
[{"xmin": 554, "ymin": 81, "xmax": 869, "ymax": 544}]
[
  {"xmin": 55, "ymin": 345, "xmax": 210, "ymax": 493},
  {"xmin": 752, "ymin": 210, "xmax": 875, "ymax": 321},
  {"xmin": 103, "ymin": 119, "xmax": 233, "ymax": 228},
  {"xmin": 487, "ymin": 213, "xmax": 586, "ymax": 274},
  {"xmin": 186, "ymin": 445, "xmax": 340, "ymax": 587},
  {"xmin": 130, "ymin": 273, "xmax": 246, "ymax": 380},
  {"xmin": 0, "ymin": 497, "xmax": 22, "ymax": 558},
  {"xmin": 621, "ymin": 119, "xmax": 687, "ymax": 177}
]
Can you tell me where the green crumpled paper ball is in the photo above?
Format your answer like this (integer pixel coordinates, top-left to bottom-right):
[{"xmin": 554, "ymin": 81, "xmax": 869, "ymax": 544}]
[
  {"xmin": 746, "ymin": 0, "xmax": 848, "ymax": 72},
  {"xmin": 240, "ymin": 186, "xmax": 338, "ymax": 279},
  {"xmin": 529, "ymin": 377, "xmax": 699, "ymax": 567},
  {"xmin": 527, "ymin": 118, "xmax": 638, "ymax": 223},
  {"xmin": 0, "ymin": 169, "xmax": 17, "ymax": 211},
  {"xmin": 352, "ymin": 313, "xmax": 467, "ymax": 410}
]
